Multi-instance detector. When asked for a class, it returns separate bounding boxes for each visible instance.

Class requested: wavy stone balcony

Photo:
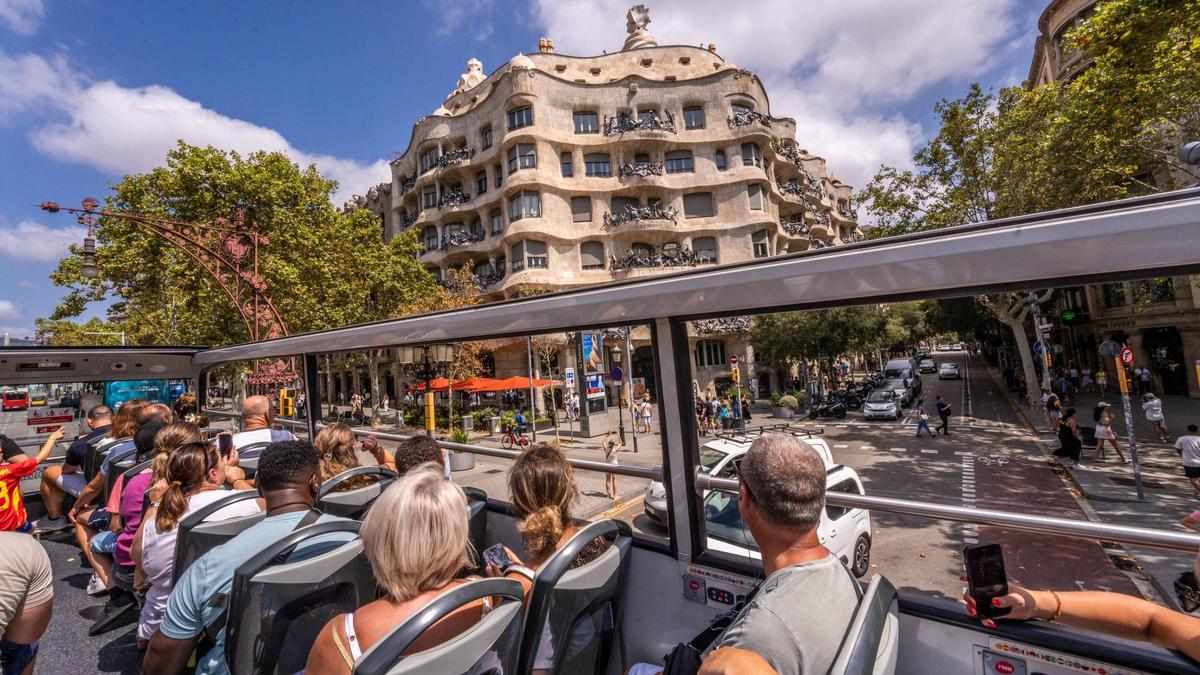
[603,203,679,227]
[779,217,809,238]
[439,229,486,251]
[437,189,471,209]
[399,176,416,194]
[603,112,677,136]
[437,147,475,168]
[808,222,834,242]
[691,316,752,334]
[841,232,866,244]
[618,162,664,178]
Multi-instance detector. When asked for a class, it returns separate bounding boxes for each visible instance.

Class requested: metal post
[302,353,322,439]
[625,330,638,452]
[526,336,537,443]
[424,348,435,438]
[616,380,626,445]
[1115,355,1145,500]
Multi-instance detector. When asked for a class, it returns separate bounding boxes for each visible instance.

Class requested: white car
[936,343,951,352]
[642,430,873,577]
[938,362,961,379]
[862,389,902,420]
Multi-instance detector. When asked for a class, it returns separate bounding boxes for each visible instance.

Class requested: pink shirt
[115,471,154,567]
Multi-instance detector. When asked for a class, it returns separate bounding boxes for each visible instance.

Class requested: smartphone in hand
[217,433,234,458]
[964,543,1011,618]
[482,543,512,571]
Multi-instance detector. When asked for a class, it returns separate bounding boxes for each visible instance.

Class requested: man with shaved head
[231,395,295,450]
[137,403,173,426]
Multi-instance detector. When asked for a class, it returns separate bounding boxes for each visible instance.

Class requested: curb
[982,366,1165,604]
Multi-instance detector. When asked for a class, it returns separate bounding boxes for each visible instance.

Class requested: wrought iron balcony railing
[603,203,679,227]
[691,316,752,334]
[439,229,485,251]
[475,268,506,289]
[808,237,831,249]
[618,162,664,178]
[610,244,704,271]
[399,176,416,193]
[778,179,805,198]
[438,147,475,167]
[400,212,417,228]
[780,217,809,237]
[437,189,471,209]
[842,232,865,244]
[728,110,771,128]
[604,111,677,135]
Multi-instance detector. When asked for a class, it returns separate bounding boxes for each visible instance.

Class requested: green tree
[35,317,126,346]
[47,143,440,348]
[751,306,890,385]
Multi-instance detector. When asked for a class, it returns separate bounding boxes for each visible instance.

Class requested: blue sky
[0,0,1042,339]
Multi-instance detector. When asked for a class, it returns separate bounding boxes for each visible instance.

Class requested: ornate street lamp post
[396,344,453,437]
[40,198,294,388]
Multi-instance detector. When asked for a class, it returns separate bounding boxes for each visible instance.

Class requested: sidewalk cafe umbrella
[407,377,452,392]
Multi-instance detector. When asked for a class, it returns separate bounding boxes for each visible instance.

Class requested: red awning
[471,376,560,392]
[455,377,503,393]
[407,377,452,392]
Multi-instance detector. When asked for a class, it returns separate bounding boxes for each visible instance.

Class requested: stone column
[1181,327,1200,399]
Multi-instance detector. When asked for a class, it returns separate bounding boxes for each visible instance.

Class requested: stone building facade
[336,7,863,410]
[1025,0,1200,397]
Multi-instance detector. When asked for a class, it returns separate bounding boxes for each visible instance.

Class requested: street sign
[1060,309,1077,322]
[611,366,623,382]
[564,367,575,387]
[1119,346,1134,365]
[1098,340,1122,357]
[1032,341,1046,356]
[35,425,62,434]
[729,355,738,366]
[27,407,73,426]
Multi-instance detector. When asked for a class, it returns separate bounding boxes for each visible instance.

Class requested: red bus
[2,389,29,411]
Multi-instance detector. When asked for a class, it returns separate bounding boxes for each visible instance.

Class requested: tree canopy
[45,143,441,346]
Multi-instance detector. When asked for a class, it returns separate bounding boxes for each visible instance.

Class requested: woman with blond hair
[313,423,376,492]
[306,464,504,672]
[131,431,260,648]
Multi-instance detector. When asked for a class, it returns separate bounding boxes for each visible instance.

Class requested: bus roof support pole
[302,353,322,439]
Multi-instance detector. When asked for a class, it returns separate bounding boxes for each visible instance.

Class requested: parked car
[701,463,874,577]
[862,389,902,420]
[918,358,937,373]
[643,430,834,527]
[29,392,48,407]
[880,378,914,407]
[939,362,961,379]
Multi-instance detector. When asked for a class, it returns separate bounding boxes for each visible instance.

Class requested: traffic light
[278,388,295,417]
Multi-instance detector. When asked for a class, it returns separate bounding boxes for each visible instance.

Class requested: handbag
[662,587,760,675]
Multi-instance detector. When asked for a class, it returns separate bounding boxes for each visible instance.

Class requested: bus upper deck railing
[205,407,1200,555]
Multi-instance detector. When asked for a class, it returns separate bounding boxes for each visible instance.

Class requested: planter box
[772,406,796,419]
[449,451,476,472]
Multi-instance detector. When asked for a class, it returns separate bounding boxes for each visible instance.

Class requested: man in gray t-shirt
[708,434,859,675]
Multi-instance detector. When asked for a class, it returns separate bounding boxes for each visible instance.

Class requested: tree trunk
[367,350,382,428]
[992,310,1040,406]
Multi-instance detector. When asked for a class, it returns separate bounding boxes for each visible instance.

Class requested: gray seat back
[104,444,140,503]
[233,441,274,479]
[317,466,397,519]
[518,519,633,675]
[84,436,129,481]
[119,459,154,515]
[463,487,487,574]
[172,490,264,584]
[225,520,373,675]
[353,578,525,675]
[828,575,900,675]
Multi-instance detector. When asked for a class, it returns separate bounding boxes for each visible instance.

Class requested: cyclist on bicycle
[513,409,529,436]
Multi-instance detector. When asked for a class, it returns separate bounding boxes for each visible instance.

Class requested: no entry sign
[1120,346,1134,366]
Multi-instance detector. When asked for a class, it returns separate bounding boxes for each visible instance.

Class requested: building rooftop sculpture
[622,4,657,50]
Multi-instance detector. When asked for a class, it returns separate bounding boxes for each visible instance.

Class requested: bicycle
[501,425,530,449]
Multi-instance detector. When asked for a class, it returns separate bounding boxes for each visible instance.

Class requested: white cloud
[0,50,388,204]
[534,0,1022,189]
[426,0,496,39]
[0,299,22,321]
[0,0,44,35]
[0,217,80,263]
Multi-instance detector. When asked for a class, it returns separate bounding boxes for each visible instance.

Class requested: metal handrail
[202,405,1200,553]
[697,473,1200,554]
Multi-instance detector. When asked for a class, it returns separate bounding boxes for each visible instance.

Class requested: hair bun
[518,506,564,557]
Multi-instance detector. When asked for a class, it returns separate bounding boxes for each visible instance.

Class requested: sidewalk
[995,371,1200,610]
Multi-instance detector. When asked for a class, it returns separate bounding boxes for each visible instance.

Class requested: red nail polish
[992,598,1002,607]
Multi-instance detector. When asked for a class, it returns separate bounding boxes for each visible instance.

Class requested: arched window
[665,150,694,173]
[752,229,770,258]
[507,105,533,130]
[585,153,612,177]
[422,226,439,252]
[631,242,653,257]
[580,241,605,270]
[694,339,727,367]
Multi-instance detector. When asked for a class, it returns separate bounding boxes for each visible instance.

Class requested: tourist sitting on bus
[314,423,376,492]
[144,440,354,675]
[0,532,54,675]
[132,427,261,650]
[0,429,65,533]
[306,464,495,673]
[367,434,448,478]
[965,548,1200,662]
[230,395,295,450]
[629,434,859,675]
[35,404,113,532]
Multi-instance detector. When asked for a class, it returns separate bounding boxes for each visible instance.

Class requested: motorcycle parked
[808,395,848,419]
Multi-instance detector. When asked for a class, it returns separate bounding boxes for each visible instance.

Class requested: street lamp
[80,237,98,279]
[612,345,625,444]
[397,344,453,437]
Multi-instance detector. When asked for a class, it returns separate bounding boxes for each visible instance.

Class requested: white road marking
[955,451,973,456]
[961,454,978,544]
[921,449,937,454]
[834,444,849,448]
[889,447,906,452]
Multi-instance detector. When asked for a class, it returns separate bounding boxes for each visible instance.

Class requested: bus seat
[83,436,128,481]
[104,445,140,503]
[172,490,265,585]
[463,487,487,574]
[317,466,398,519]
[224,520,372,675]
[517,519,633,675]
[828,575,900,675]
[233,441,274,479]
[352,578,525,675]
[119,458,153,514]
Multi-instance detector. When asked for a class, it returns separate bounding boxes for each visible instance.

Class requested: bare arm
[143,631,200,674]
[700,647,777,675]
[34,428,66,463]
[971,586,1200,661]
[69,473,105,523]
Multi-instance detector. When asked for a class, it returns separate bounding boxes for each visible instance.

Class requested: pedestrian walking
[741,395,752,422]
[935,395,951,436]
[915,399,935,439]
[1176,425,1200,496]
[1139,367,1154,395]
[1046,394,1062,433]
[719,399,730,430]
[1091,402,1127,463]
[1081,366,1093,392]
[603,430,622,500]
[695,398,708,436]
[1052,407,1083,467]
[1096,368,1109,396]
[1142,393,1169,442]
[639,396,653,433]
[1069,364,1080,393]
